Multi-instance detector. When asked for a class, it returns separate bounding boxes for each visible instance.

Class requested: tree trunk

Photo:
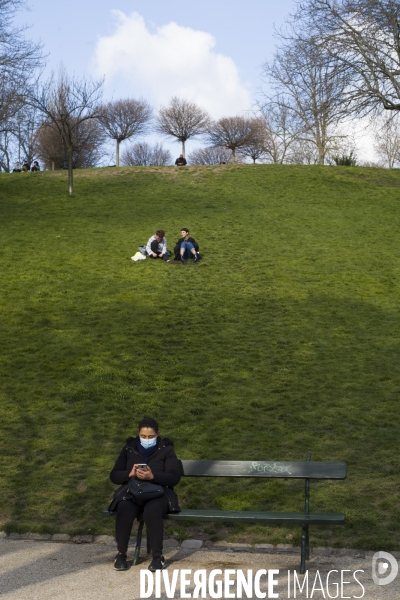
[67,146,73,195]
[182,140,186,157]
[2,151,11,172]
[231,148,236,163]
[116,139,120,167]
[62,138,68,170]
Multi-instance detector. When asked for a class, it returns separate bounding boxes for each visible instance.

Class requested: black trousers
[115,496,170,557]
[149,240,169,260]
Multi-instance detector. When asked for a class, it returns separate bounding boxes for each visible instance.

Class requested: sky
[23,0,374,162]
[27,1,296,113]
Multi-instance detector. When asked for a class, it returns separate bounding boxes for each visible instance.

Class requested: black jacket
[175,157,187,165]
[174,237,199,260]
[109,436,181,513]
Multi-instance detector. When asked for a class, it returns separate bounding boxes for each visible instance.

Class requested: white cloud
[92,11,252,118]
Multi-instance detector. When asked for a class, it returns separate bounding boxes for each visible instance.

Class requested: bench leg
[134,520,144,566]
[300,525,308,574]
[305,525,310,560]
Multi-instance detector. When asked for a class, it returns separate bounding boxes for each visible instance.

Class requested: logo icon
[372,551,398,586]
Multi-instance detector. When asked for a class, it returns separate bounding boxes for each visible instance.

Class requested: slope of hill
[1,164,400,549]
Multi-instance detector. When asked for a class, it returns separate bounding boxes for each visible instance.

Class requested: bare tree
[295,0,400,115]
[36,118,105,169]
[373,113,400,167]
[121,141,152,167]
[188,146,234,165]
[35,122,64,169]
[0,128,13,171]
[206,116,258,163]
[262,34,349,165]
[0,76,23,127]
[0,0,44,127]
[0,1,43,70]
[12,105,44,167]
[121,141,172,166]
[241,143,266,164]
[156,97,211,157]
[28,67,103,194]
[98,98,152,167]
[0,105,44,171]
[151,143,172,167]
[287,139,319,165]
[240,118,270,164]
[288,136,358,166]
[257,102,300,164]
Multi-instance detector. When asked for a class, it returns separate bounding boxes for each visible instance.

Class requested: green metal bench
[132,455,347,573]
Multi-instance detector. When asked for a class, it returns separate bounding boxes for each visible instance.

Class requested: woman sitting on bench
[109,417,181,572]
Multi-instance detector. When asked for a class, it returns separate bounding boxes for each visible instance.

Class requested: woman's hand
[128,464,154,480]
[137,465,154,480]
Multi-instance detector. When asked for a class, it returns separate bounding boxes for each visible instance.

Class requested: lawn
[1,163,400,549]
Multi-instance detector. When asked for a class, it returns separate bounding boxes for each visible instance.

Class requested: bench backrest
[179,460,347,480]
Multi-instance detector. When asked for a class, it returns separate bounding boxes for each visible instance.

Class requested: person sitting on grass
[146,229,169,261]
[109,417,181,572]
[174,228,200,264]
[175,154,187,166]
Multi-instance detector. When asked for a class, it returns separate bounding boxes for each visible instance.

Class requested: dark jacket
[109,436,181,513]
[175,157,187,165]
[174,236,199,260]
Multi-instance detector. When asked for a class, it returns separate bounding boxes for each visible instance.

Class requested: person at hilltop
[145,229,169,261]
[31,161,40,172]
[12,161,22,172]
[174,228,200,264]
[109,417,181,572]
[175,154,187,166]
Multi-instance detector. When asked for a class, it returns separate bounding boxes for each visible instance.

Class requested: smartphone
[137,464,148,470]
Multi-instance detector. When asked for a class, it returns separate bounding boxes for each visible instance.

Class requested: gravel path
[0,539,399,599]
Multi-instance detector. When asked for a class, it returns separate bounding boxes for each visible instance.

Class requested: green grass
[1,164,400,549]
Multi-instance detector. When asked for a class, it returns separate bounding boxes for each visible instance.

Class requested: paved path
[0,539,399,599]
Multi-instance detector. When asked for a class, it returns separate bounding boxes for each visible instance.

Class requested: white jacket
[146,235,167,256]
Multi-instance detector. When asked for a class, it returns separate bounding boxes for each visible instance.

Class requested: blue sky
[27,0,296,114]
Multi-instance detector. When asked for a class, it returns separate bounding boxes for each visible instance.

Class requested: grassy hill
[1,164,400,550]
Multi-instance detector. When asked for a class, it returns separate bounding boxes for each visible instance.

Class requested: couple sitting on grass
[146,228,200,264]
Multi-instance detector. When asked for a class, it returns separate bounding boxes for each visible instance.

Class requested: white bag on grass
[131,252,146,261]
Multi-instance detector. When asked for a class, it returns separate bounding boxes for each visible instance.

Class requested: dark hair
[155,229,165,238]
[181,228,189,233]
[138,417,159,433]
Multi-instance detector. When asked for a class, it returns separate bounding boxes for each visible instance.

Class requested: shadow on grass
[1,288,399,549]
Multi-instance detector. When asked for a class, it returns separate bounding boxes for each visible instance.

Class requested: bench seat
[165,509,345,525]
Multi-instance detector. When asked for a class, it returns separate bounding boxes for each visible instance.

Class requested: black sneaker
[148,556,166,571]
[114,552,128,571]
[180,256,187,264]
[192,254,199,263]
